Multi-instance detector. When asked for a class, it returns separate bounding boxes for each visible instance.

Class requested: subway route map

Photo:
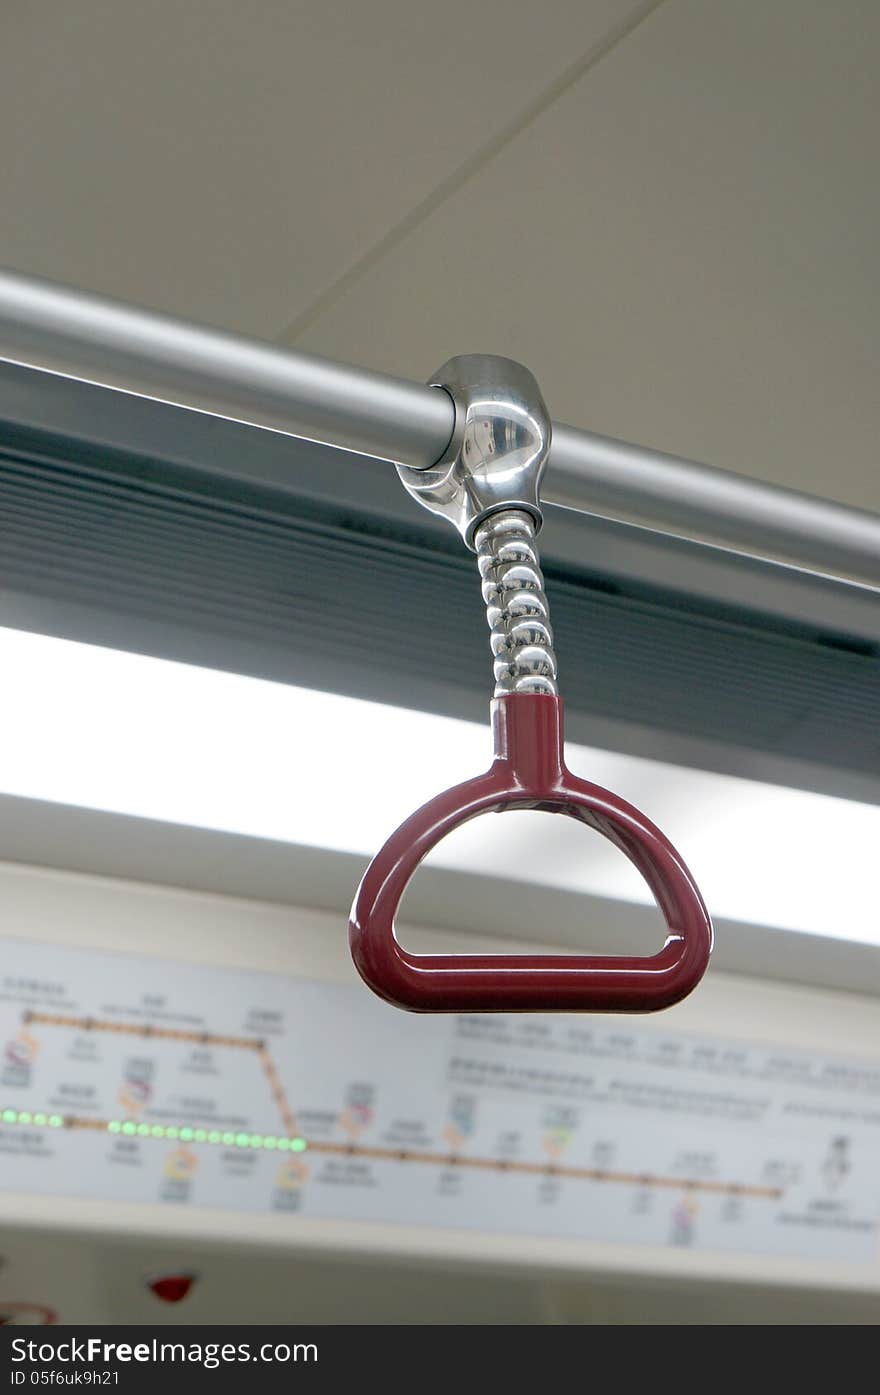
[1,937,879,1262]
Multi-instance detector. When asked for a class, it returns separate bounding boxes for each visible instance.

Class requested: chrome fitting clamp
[396,354,552,550]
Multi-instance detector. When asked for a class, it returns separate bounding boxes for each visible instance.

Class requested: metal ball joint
[475,510,558,696]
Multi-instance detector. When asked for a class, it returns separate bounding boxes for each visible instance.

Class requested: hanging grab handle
[350,356,713,1012]
[350,693,713,1012]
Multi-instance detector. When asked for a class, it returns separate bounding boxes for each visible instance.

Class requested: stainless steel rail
[1,268,878,590]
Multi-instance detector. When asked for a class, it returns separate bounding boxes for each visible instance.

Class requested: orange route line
[20,1013,783,1203]
[306,1140,782,1199]
[24,1009,297,1134]
[257,1045,298,1138]
[25,1010,262,1052]
[51,1116,781,1200]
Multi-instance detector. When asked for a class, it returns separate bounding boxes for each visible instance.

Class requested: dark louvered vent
[0,437,878,780]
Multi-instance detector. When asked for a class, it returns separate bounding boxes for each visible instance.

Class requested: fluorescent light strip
[0,627,877,945]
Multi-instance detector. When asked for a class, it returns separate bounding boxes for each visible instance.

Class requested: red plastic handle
[350,695,713,1013]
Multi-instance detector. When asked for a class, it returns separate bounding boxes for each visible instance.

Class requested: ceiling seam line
[274,0,670,347]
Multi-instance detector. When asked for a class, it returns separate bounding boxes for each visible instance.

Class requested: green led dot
[165,1126,179,1140]
[179,1127,193,1142]
[290,1137,307,1153]
[34,1113,47,1127]
[107,1120,121,1134]
[49,1115,63,1128]
[17,1111,32,1124]
[248,1134,263,1148]
[235,1132,249,1148]
[151,1125,165,1138]
[222,1132,235,1146]
[208,1131,221,1144]
[122,1121,137,1136]
[136,1123,150,1137]
[277,1137,290,1151]
[2,1109,16,1123]
[263,1135,277,1150]
[193,1129,207,1143]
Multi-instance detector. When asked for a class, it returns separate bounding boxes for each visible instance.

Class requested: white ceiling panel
[292,0,880,509]
[0,0,641,336]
